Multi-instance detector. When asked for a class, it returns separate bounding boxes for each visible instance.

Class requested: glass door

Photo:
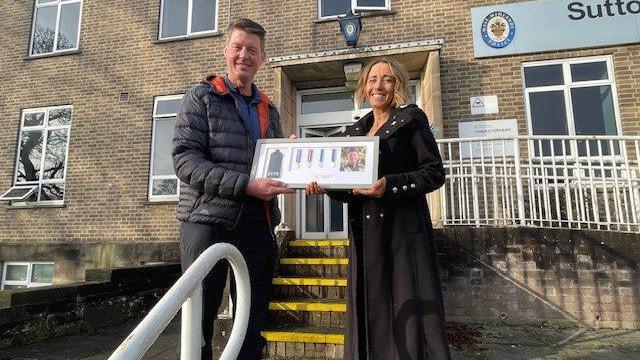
[299,126,348,239]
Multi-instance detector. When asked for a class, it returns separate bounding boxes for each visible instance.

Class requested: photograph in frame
[250,137,379,189]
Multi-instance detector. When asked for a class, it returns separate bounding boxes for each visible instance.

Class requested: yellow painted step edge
[280,258,348,265]
[272,277,347,286]
[262,331,345,344]
[289,240,349,247]
[269,301,347,312]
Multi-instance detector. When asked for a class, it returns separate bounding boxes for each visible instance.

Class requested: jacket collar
[347,105,416,139]
[203,74,274,107]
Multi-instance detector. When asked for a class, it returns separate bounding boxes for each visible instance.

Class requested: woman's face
[365,62,396,111]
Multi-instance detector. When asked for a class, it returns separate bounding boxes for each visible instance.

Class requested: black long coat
[332,105,451,360]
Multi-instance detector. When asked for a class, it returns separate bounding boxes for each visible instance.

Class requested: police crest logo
[481,11,516,49]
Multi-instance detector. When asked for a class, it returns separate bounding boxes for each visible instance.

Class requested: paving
[1,318,639,360]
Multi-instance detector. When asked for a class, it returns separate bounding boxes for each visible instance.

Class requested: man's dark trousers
[179,218,276,360]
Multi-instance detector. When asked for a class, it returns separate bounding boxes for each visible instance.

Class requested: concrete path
[1,319,639,359]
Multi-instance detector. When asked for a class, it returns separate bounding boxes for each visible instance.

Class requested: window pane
[529,91,568,156]
[24,112,45,127]
[329,198,343,232]
[57,2,80,50]
[571,62,608,82]
[43,129,68,180]
[572,86,618,156]
[153,118,177,176]
[524,65,564,87]
[40,183,64,201]
[356,0,386,6]
[18,130,44,182]
[301,92,353,114]
[321,0,350,17]
[32,5,57,54]
[191,0,216,33]
[161,0,189,38]
[305,194,324,232]
[155,99,182,115]
[152,178,178,196]
[37,0,57,4]
[48,108,72,126]
[31,264,54,283]
[5,265,28,281]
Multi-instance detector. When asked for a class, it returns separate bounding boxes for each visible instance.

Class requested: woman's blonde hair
[355,57,411,108]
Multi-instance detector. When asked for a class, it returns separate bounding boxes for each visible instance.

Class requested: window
[4,106,73,205]
[1,262,54,290]
[523,56,621,157]
[29,0,83,56]
[149,95,183,201]
[318,0,390,20]
[159,0,218,40]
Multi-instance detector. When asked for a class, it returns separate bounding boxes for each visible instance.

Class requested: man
[341,146,365,172]
[172,18,294,359]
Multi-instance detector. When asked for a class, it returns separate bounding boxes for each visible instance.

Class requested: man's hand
[246,178,295,201]
[353,177,387,198]
[305,181,326,195]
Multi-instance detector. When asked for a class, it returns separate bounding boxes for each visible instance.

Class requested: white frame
[149,95,184,202]
[522,55,623,159]
[1,261,54,290]
[158,0,219,40]
[0,185,38,202]
[299,126,349,240]
[12,105,73,206]
[318,0,390,20]
[29,0,84,57]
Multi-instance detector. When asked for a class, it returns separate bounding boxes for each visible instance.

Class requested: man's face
[223,29,265,84]
[348,150,359,166]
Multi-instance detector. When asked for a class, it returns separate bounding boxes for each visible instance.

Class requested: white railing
[108,243,250,360]
[437,135,640,233]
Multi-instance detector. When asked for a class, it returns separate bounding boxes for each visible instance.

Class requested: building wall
[1,1,639,279]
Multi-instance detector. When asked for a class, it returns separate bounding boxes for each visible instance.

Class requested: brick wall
[0,1,639,270]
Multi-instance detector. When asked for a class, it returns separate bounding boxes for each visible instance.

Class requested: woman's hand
[353,177,386,198]
[305,181,326,195]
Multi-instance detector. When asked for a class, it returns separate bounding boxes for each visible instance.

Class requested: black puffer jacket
[172,75,283,229]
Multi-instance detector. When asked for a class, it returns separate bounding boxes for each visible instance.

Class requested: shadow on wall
[435,227,639,330]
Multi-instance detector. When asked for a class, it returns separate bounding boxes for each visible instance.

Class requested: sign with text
[470,96,499,115]
[458,119,518,158]
[471,0,640,58]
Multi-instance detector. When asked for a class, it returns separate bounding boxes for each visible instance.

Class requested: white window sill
[154,32,222,44]
[315,10,396,23]
[24,49,82,61]
[8,202,66,209]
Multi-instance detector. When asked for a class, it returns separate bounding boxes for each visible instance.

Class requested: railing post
[513,137,526,225]
[181,284,203,360]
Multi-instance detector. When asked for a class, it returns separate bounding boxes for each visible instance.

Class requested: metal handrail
[108,243,250,360]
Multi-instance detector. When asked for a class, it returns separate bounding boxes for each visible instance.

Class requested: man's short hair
[227,18,266,52]
[348,147,360,153]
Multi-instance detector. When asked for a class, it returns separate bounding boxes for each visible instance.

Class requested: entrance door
[299,126,348,239]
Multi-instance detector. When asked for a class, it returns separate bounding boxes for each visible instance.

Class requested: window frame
[318,0,391,20]
[149,95,184,202]
[158,0,219,41]
[12,105,73,206]
[1,261,54,290]
[522,55,623,159]
[28,0,84,57]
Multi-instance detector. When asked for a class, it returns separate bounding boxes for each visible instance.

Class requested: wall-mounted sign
[458,119,518,158]
[470,96,499,115]
[471,0,640,58]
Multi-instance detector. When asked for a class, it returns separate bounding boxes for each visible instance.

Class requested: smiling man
[172,18,293,360]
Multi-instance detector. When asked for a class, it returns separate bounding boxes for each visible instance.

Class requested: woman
[306,58,451,359]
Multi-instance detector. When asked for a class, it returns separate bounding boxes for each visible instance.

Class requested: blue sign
[481,11,516,48]
[471,0,640,58]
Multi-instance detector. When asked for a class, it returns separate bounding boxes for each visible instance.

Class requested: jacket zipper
[230,97,252,230]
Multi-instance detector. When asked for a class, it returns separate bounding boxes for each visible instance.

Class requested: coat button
[379,213,384,218]
[411,183,416,188]
[402,185,408,191]
[385,130,390,134]
[366,214,371,219]
[391,121,396,126]
[392,187,398,193]
[400,119,404,123]
[356,127,360,130]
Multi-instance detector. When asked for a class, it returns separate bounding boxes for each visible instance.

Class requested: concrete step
[268,299,346,327]
[262,325,345,359]
[278,257,348,277]
[287,240,349,258]
[271,277,347,300]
